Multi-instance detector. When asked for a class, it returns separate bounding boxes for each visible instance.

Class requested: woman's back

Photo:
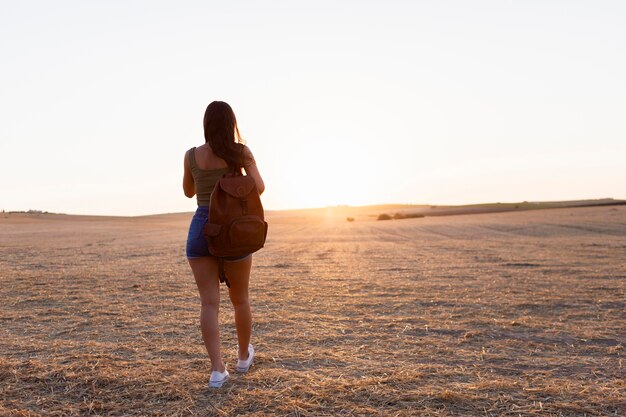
[188,145,229,206]
[192,144,229,170]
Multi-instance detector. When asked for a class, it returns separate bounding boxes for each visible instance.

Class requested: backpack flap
[218,176,257,198]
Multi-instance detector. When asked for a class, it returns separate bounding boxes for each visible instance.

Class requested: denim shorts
[186,206,252,262]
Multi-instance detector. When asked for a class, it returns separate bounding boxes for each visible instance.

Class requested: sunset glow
[1,1,625,215]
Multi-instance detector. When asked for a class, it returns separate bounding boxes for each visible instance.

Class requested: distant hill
[3,198,624,221]
[373,198,626,220]
[264,198,626,221]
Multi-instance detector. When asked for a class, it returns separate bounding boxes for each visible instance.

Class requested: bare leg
[189,257,225,372]
[225,256,253,360]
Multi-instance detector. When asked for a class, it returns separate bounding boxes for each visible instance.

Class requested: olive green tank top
[188,147,229,206]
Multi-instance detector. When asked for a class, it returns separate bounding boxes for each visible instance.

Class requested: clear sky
[1,1,625,215]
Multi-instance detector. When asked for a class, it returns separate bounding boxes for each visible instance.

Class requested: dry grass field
[1,205,625,416]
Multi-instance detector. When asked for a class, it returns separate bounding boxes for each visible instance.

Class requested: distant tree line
[377,212,424,221]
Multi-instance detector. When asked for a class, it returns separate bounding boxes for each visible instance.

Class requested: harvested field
[1,206,625,416]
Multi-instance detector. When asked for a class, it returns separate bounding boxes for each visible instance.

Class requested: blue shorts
[186,206,252,262]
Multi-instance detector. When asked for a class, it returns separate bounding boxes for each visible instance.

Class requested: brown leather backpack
[203,174,267,286]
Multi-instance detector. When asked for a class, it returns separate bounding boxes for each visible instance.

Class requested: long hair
[203,101,245,173]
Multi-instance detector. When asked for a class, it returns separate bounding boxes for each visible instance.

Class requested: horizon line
[3,197,624,218]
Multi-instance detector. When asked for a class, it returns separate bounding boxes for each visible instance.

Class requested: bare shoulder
[193,144,211,160]
[242,144,256,165]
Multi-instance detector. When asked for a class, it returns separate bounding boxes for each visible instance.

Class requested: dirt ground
[1,206,624,416]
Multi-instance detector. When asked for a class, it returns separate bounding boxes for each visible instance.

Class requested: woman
[183,101,265,388]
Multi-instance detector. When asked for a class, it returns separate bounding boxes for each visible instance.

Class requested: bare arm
[243,146,265,195]
[183,150,195,198]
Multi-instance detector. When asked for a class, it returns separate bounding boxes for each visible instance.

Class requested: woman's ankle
[212,362,226,373]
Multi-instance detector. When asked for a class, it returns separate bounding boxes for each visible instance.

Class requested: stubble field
[0,205,625,416]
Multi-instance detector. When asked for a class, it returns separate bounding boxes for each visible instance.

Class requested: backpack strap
[218,259,231,288]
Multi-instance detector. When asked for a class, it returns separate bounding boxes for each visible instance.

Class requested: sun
[266,139,385,209]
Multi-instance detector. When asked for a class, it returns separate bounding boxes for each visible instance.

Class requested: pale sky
[1,1,625,215]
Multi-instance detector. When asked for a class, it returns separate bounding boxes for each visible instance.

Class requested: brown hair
[203,101,246,173]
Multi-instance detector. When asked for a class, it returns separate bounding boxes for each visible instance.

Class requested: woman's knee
[200,293,220,308]
[229,291,249,308]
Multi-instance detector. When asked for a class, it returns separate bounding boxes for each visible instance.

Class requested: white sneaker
[209,367,229,388]
[236,344,255,373]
